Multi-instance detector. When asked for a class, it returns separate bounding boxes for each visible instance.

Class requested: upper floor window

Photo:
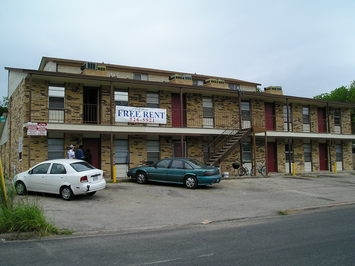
[283,104,292,123]
[203,97,213,118]
[302,106,310,124]
[193,80,204,86]
[49,86,64,109]
[241,101,251,121]
[115,90,128,106]
[133,73,148,81]
[147,92,159,108]
[228,84,240,91]
[334,109,341,126]
[49,86,65,123]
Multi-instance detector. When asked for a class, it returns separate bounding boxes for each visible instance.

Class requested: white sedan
[13,159,106,200]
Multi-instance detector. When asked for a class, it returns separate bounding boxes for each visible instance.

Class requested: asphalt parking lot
[33,173,355,235]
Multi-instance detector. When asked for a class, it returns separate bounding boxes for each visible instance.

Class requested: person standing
[67,144,75,159]
[75,145,85,160]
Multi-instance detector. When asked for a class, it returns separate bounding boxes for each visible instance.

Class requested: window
[228,84,240,91]
[304,144,312,162]
[203,97,213,118]
[147,92,159,108]
[133,73,148,81]
[193,80,204,86]
[49,86,65,123]
[115,90,128,106]
[156,159,171,168]
[49,86,64,109]
[283,105,292,123]
[336,144,342,162]
[171,159,184,169]
[147,140,160,164]
[285,143,293,163]
[241,101,251,121]
[48,138,64,160]
[334,109,341,126]
[50,163,66,174]
[114,139,129,164]
[302,106,310,124]
[241,141,252,163]
[31,163,50,174]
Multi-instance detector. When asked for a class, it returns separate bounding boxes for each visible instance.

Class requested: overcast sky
[1,0,354,99]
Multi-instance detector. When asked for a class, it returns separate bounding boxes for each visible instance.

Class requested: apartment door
[84,87,99,124]
[82,139,100,169]
[173,142,186,157]
[317,108,327,133]
[265,103,275,130]
[319,143,328,170]
[267,142,277,172]
[172,94,186,127]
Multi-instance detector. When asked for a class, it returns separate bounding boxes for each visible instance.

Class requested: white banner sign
[115,106,167,124]
[27,122,47,136]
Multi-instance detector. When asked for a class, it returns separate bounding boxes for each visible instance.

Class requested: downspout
[180,87,185,156]
[238,90,243,162]
[110,82,114,181]
[28,74,33,169]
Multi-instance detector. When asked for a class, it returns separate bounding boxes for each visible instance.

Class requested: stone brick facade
[2,57,355,181]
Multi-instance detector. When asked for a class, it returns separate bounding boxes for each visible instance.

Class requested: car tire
[15,181,27,195]
[60,186,73,201]
[136,171,147,184]
[184,176,197,189]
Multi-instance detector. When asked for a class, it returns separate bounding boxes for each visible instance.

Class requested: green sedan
[127,158,222,189]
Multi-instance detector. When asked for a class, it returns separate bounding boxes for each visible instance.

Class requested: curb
[279,201,355,215]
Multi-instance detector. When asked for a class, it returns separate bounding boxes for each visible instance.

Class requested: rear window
[70,161,96,172]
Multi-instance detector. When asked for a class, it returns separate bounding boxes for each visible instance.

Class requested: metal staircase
[206,127,251,166]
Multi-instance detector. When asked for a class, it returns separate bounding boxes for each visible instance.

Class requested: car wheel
[15,181,27,195]
[136,171,147,184]
[185,176,197,189]
[60,186,73,201]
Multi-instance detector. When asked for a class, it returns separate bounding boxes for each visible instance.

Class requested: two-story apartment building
[2,57,355,179]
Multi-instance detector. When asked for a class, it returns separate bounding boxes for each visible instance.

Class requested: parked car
[13,159,106,200]
[127,158,222,189]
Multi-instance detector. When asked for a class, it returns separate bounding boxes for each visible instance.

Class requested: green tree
[0,97,8,116]
[314,81,355,133]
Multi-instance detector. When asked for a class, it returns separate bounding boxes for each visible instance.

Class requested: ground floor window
[147,140,160,164]
[48,138,64,159]
[114,139,129,164]
[241,141,251,163]
[304,144,312,162]
[336,144,343,162]
[285,143,293,162]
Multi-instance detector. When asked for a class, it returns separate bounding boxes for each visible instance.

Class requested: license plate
[93,176,98,181]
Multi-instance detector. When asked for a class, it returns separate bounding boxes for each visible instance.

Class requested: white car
[13,159,106,200]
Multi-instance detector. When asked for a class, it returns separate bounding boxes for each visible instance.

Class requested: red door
[172,94,186,127]
[319,143,328,170]
[267,142,277,172]
[265,103,275,130]
[317,108,327,133]
[82,139,100,169]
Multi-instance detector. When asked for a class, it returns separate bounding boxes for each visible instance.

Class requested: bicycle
[250,161,267,177]
[232,162,249,176]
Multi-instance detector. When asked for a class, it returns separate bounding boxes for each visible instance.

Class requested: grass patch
[0,182,71,239]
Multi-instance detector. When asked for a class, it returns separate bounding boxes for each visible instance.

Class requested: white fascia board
[256,131,355,140]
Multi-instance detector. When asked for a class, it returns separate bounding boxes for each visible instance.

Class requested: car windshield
[70,161,96,172]
[186,159,207,169]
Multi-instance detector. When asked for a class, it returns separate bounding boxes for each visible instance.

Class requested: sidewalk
[33,173,355,236]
